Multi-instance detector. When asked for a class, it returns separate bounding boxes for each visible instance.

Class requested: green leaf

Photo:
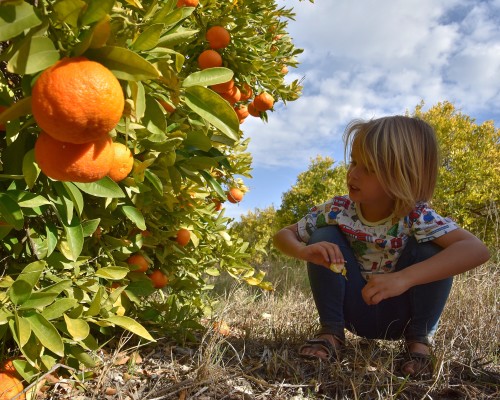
[15,314,31,348]
[84,287,103,317]
[63,221,84,261]
[184,131,212,152]
[22,149,41,189]
[86,46,160,81]
[121,206,146,230]
[16,192,50,208]
[0,2,42,41]
[184,86,239,142]
[53,0,86,28]
[0,192,24,229]
[80,0,114,25]
[45,222,58,258]
[182,68,233,88]
[7,36,60,75]
[24,312,65,356]
[18,291,60,310]
[53,181,74,225]
[62,182,84,217]
[144,169,163,196]
[16,260,45,288]
[68,346,96,367]
[82,218,100,237]
[152,5,194,26]
[0,96,32,127]
[95,267,129,280]
[74,177,125,198]
[64,314,90,341]
[157,28,197,48]
[132,23,164,51]
[104,315,155,342]
[42,298,78,320]
[199,171,226,198]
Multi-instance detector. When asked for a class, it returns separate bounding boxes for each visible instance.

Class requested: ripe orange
[126,253,149,272]
[176,228,191,246]
[35,132,114,183]
[227,187,243,203]
[234,105,249,123]
[253,92,274,111]
[0,372,25,400]
[247,102,260,117]
[149,270,169,289]
[220,86,241,105]
[90,15,111,48]
[206,26,231,49]
[0,105,8,131]
[239,84,253,101]
[177,0,199,6]
[281,65,289,74]
[212,199,223,211]
[210,79,234,93]
[31,57,124,144]
[198,50,223,70]
[108,142,134,182]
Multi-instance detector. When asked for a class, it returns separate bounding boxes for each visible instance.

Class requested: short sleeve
[408,204,459,243]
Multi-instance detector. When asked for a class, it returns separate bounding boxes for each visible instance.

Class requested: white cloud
[245,0,500,170]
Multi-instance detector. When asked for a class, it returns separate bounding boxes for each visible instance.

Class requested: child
[273,116,490,378]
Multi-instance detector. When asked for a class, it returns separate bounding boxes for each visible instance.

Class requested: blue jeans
[307,226,453,346]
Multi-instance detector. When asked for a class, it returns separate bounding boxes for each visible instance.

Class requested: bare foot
[299,334,343,361]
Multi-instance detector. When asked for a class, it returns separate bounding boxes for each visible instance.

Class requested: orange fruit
[212,199,223,211]
[176,228,191,246]
[0,372,25,400]
[126,253,149,272]
[198,50,223,70]
[227,187,243,203]
[177,0,199,6]
[90,15,111,48]
[108,142,134,182]
[31,57,124,144]
[210,79,234,93]
[281,65,289,74]
[206,26,231,49]
[149,270,169,289]
[0,105,8,131]
[239,84,253,101]
[253,92,274,111]
[220,86,241,105]
[234,105,249,123]
[35,132,114,183]
[213,320,230,336]
[159,100,176,113]
[247,102,260,117]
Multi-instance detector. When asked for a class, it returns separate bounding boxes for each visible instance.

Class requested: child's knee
[308,225,344,245]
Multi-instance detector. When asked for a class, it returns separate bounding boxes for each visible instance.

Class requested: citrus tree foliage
[229,205,277,265]
[0,0,304,380]
[276,156,348,227]
[414,102,500,247]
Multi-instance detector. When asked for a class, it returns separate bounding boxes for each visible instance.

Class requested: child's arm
[362,228,490,305]
[273,224,345,269]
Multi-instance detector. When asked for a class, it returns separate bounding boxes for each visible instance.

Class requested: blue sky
[224,0,500,220]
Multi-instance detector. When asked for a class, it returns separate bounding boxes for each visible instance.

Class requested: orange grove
[107,142,134,182]
[198,50,223,70]
[126,253,149,273]
[34,132,114,183]
[31,57,124,144]
[206,26,231,49]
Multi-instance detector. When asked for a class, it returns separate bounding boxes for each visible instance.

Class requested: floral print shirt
[296,195,458,279]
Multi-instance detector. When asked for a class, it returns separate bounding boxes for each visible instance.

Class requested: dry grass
[30,257,500,399]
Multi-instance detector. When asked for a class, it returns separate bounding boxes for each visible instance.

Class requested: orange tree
[0,0,305,381]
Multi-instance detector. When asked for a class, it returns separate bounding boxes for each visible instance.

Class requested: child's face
[347,145,394,219]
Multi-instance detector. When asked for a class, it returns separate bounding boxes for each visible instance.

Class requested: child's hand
[361,272,411,305]
[298,241,344,269]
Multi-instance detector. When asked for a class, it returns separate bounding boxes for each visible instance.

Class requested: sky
[224,0,500,221]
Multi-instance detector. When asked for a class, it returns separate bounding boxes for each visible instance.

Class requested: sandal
[299,334,343,362]
[399,351,434,378]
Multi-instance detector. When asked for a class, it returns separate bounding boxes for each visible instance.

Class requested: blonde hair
[343,116,439,217]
